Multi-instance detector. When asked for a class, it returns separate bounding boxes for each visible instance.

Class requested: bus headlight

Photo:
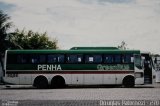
[135,72,143,78]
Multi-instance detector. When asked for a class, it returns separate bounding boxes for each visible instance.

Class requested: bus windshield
[134,55,142,69]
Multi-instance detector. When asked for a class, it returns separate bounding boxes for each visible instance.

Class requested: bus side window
[67,54,83,63]
[30,55,39,64]
[47,55,57,63]
[94,55,102,63]
[7,54,17,64]
[85,55,93,63]
[114,55,121,63]
[123,55,132,63]
[17,55,27,64]
[85,55,102,63]
[104,55,113,63]
[39,55,46,63]
[78,56,83,63]
[57,55,64,63]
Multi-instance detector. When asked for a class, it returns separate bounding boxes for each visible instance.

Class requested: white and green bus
[2,47,153,88]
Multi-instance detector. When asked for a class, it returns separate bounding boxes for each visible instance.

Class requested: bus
[2,47,153,88]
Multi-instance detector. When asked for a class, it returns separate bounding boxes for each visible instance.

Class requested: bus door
[141,53,153,84]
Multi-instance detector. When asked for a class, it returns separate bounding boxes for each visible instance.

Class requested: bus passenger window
[67,55,77,63]
[30,55,39,64]
[39,55,46,63]
[104,55,113,63]
[7,54,16,64]
[47,55,57,63]
[57,55,64,63]
[85,55,102,63]
[78,57,82,62]
[114,55,121,63]
[94,55,102,63]
[123,55,131,63]
[67,54,83,63]
[17,55,27,64]
[85,55,93,63]
[89,57,93,62]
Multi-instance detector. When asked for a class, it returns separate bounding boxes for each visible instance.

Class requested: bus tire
[33,76,48,89]
[51,76,65,88]
[123,76,135,88]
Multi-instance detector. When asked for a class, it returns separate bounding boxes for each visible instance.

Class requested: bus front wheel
[123,76,135,88]
[33,76,48,89]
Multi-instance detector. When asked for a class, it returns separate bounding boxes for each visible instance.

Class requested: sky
[0,0,160,54]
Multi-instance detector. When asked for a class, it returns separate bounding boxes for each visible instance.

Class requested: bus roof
[6,49,140,54]
[70,47,119,50]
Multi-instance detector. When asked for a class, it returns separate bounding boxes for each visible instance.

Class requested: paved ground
[0,83,160,101]
[0,83,160,105]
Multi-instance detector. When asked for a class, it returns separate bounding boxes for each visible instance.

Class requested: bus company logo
[97,64,130,70]
[37,64,62,71]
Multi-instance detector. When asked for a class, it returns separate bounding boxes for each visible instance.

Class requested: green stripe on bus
[6,64,134,70]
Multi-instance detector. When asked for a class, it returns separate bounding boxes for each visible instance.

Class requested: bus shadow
[0,85,36,90]
[66,85,122,89]
[134,86,154,88]
[0,85,155,90]
[65,85,155,89]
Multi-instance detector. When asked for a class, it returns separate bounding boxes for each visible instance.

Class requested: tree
[11,29,58,49]
[118,41,127,50]
[0,10,59,79]
[0,10,15,75]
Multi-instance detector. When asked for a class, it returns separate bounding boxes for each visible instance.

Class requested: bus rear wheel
[123,76,135,88]
[51,76,65,88]
[34,76,48,89]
